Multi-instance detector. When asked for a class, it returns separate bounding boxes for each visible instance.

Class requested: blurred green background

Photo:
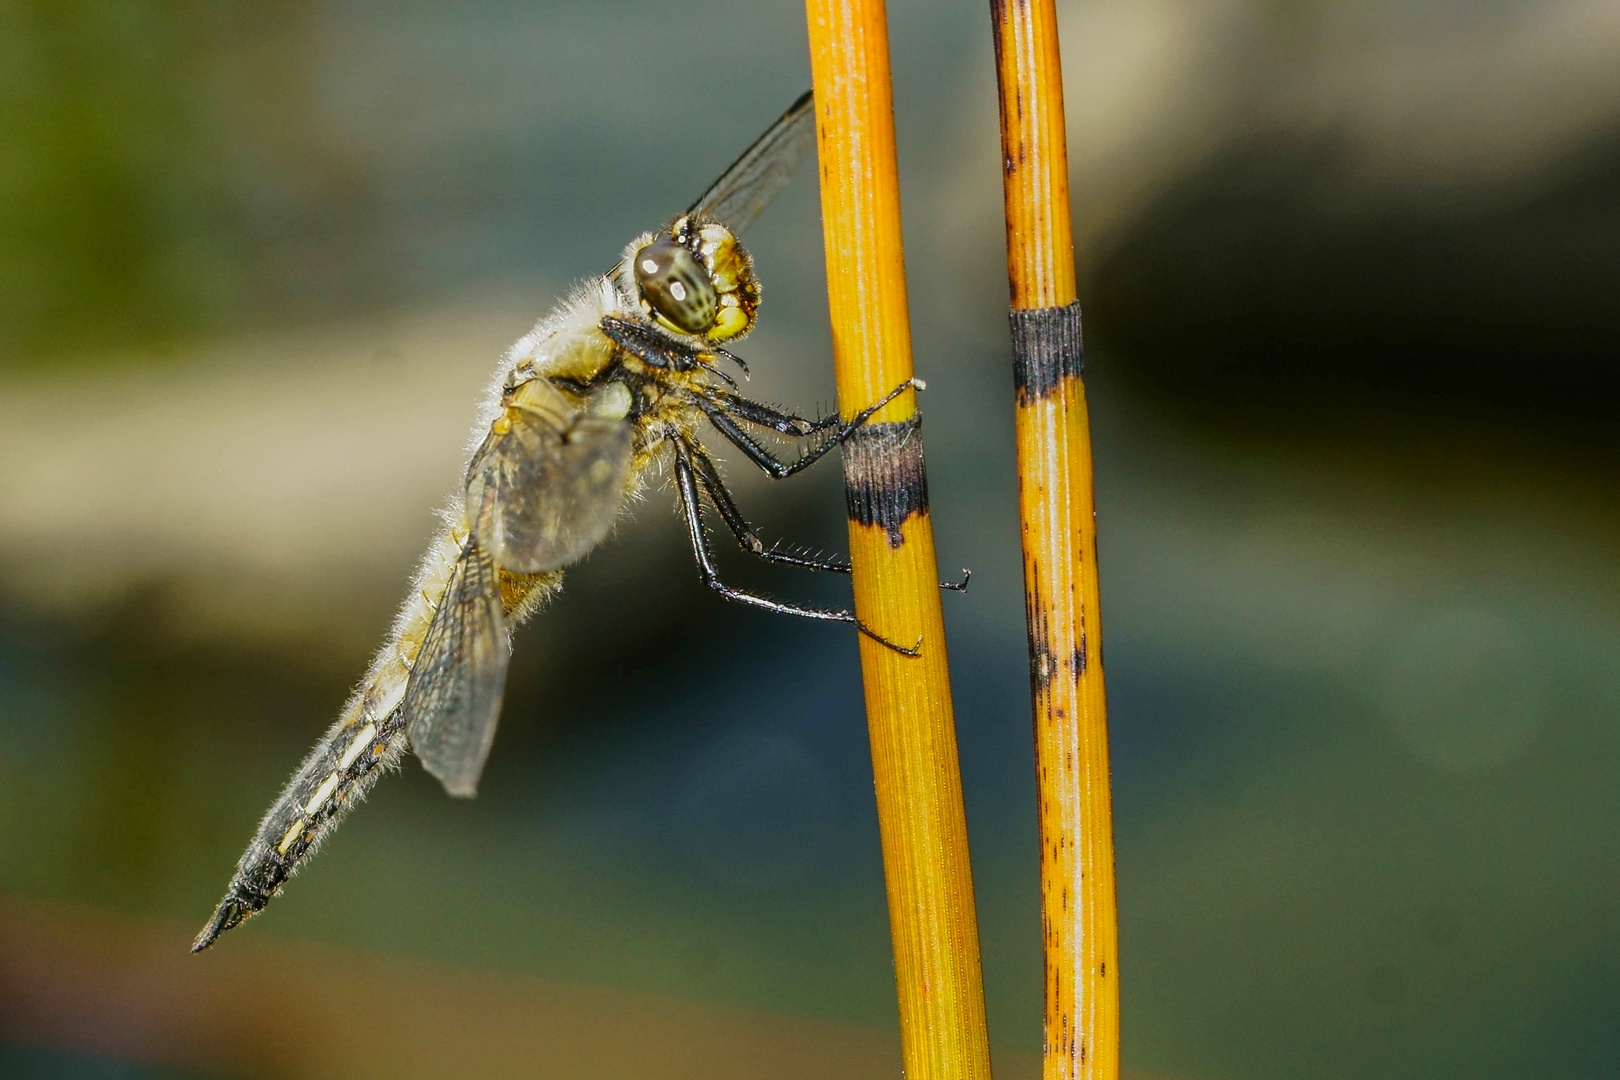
[1,0,1617,1077]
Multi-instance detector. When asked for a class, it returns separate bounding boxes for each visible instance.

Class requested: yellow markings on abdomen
[304,773,342,816]
[390,528,465,675]
[277,819,305,855]
[339,723,378,770]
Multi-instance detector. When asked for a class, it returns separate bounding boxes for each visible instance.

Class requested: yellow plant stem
[805,2,994,1078]
[990,0,1121,1078]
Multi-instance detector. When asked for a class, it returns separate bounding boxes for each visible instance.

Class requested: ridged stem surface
[991,1,1121,1078]
[805,2,994,1078]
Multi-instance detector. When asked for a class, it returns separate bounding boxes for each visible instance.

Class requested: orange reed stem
[990,1,1121,1079]
[805,2,994,1078]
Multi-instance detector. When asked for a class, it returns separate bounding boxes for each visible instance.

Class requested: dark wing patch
[687,90,816,236]
[466,385,633,575]
[404,541,507,798]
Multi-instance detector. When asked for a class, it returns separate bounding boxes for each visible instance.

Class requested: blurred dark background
[1,1,1616,1077]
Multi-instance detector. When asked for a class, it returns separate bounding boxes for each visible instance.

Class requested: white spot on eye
[641,259,659,275]
[340,723,378,771]
[670,281,687,302]
[277,819,306,854]
[305,773,341,815]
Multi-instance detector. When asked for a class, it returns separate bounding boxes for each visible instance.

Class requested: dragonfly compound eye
[634,236,718,335]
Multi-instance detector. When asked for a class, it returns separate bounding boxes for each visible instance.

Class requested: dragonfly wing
[468,389,634,575]
[404,541,508,798]
[687,90,815,235]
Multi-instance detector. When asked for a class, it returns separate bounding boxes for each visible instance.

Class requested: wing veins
[403,541,507,798]
[687,90,815,234]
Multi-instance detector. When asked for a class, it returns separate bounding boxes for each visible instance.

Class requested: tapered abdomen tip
[191,897,248,953]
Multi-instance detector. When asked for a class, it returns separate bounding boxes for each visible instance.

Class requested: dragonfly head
[628,215,759,343]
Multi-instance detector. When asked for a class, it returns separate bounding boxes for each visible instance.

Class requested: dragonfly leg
[702,391,840,436]
[694,376,920,480]
[672,443,919,655]
[683,436,851,574]
[683,435,968,590]
[600,315,744,389]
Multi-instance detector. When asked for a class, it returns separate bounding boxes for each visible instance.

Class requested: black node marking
[842,414,929,549]
[1009,300,1084,404]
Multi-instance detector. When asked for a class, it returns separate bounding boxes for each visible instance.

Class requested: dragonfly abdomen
[193,530,459,950]
[191,685,411,951]
[194,526,564,951]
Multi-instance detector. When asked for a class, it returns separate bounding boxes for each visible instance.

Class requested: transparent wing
[687,89,815,235]
[466,382,634,575]
[404,541,507,798]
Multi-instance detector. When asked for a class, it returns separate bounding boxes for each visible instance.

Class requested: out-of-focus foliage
[0,0,388,364]
[1,0,229,359]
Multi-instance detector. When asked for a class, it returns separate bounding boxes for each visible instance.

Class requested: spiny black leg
[683,437,852,574]
[694,377,921,480]
[684,436,970,591]
[700,407,796,474]
[601,316,694,371]
[600,315,744,388]
[672,443,919,656]
[673,444,849,609]
[702,391,842,436]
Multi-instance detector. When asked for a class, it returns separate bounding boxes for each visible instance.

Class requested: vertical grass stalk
[804,2,994,1078]
[989,1,1121,1078]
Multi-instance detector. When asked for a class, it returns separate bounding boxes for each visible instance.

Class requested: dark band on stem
[843,414,928,548]
[1009,300,1084,404]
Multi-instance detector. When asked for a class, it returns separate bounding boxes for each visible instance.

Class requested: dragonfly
[193,91,963,952]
